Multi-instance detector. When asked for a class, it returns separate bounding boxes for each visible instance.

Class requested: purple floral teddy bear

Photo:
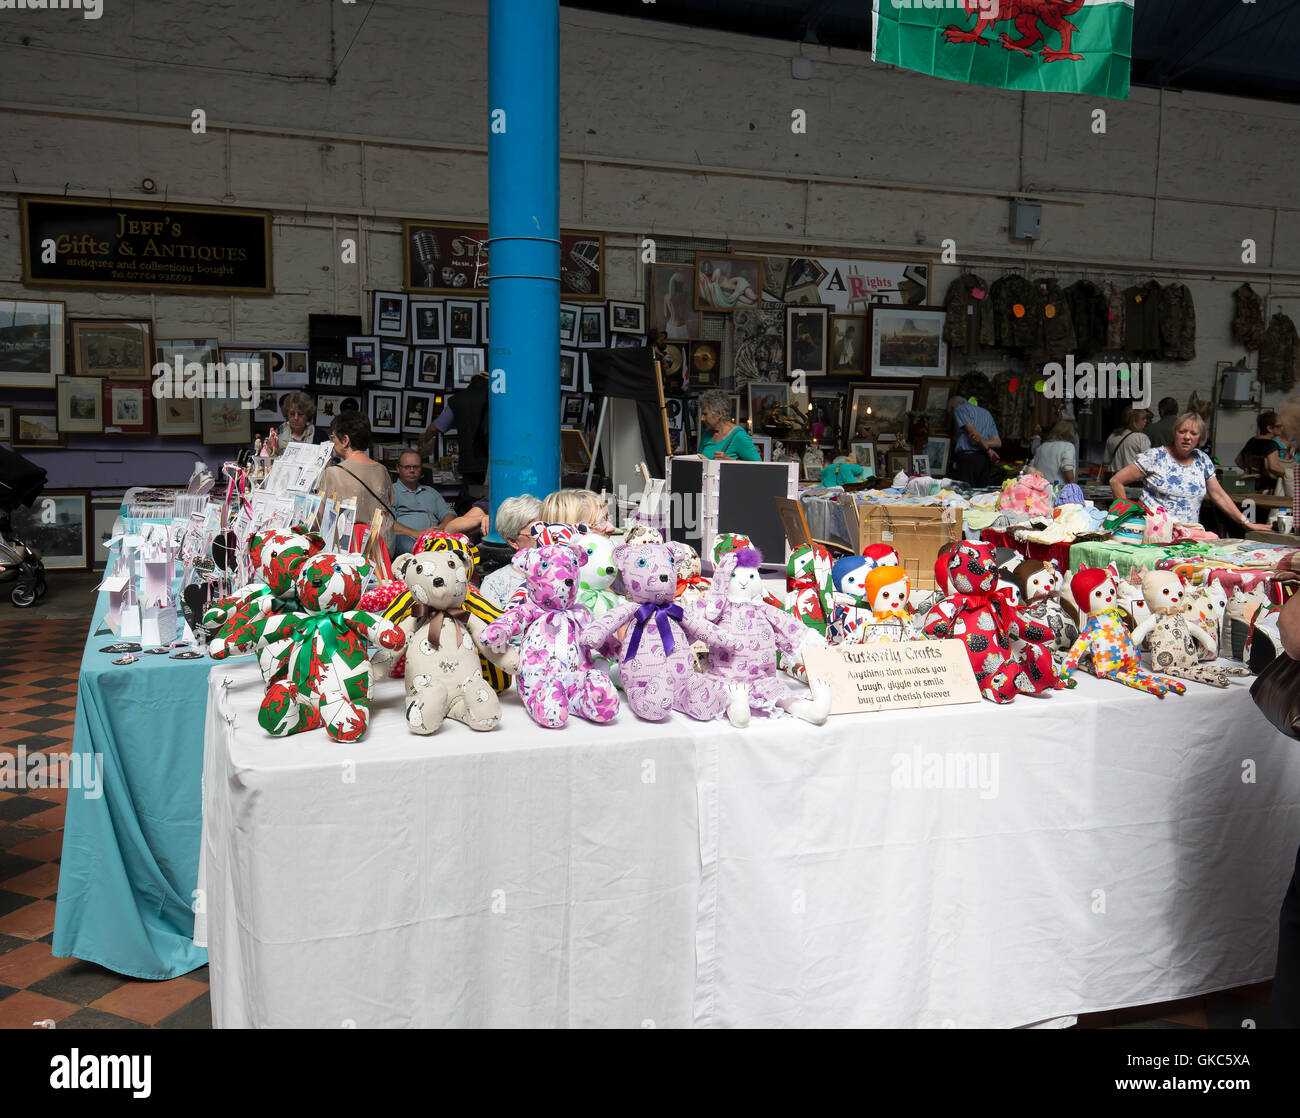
[481,542,620,729]
[580,540,741,722]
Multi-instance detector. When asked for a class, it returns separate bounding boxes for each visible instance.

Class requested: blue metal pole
[487,0,560,540]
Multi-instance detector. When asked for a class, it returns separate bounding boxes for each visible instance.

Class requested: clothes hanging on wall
[1066,280,1109,357]
[990,274,1041,349]
[1103,282,1126,350]
[1123,280,1162,353]
[942,273,995,354]
[989,368,1035,443]
[1158,282,1197,362]
[955,369,991,406]
[1233,283,1265,351]
[1260,312,1300,392]
[1031,278,1077,365]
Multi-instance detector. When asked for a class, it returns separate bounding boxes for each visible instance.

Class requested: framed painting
[0,299,65,388]
[887,449,913,477]
[847,382,915,445]
[346,336,380,382]
[924,436,953,477]
[578,306,605,349]
[445,300,479,345]
[560,350,581,392]
[786,305,829,378]
[409,302,444,344]
[10,489,90,570]
[747,381,790,428]
[379,342,409,387]
[608,300,646,336]
[649,262,701,340]
[12,408,64,449]
[751,435,772,462]
[200,394,253,445]
[71,317,153,379]
[559,303,581,347]
[452,346,486,388]
[102,380,152,435]
[403,222,604,299]
[155,337,218,383]
[156,394,201,437]
[414,348,447,389]
[869,305,949,378]
[918,376,959,433]
[809,391,846,451]
[57,376,104,434]
[694,252,762,313]
[829,314,868,375]
[372,290,409,338]
[850,441,876,474]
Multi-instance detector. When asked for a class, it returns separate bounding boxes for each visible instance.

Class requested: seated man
[392,449,487,555]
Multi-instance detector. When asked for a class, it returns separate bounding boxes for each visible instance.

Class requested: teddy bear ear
[715,553,739,580]
[393,553,417,580]
[611,543,630,568]
[665,540,691,565]
[511,549,533,574]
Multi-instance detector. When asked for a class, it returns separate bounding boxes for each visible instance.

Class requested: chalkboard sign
[714,460,795,566]
[667,456,704,556]
[20,198,272,295]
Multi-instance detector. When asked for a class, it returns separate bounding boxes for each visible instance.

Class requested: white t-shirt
[1031,440,1076,485]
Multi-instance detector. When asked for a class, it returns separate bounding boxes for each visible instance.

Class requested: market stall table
[199,658,1300,1028]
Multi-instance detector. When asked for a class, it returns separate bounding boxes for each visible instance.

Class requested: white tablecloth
[199,661,1300,1028]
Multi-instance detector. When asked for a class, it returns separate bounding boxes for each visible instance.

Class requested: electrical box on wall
[1011,200,1042,240]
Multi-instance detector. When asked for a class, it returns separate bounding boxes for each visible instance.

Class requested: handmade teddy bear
[580,540,742,722]
[481,541,620,729]
[1129,571,1250,688]
[1057,568,1186,697]
[381,550,520,733]
[1182,579,1229,661]
[785,543,835,638]
[1011,559,1079,671]
[210,552,405,741]
[828,554,873,643]
[921,541,1061,704]
[695,546,830,726]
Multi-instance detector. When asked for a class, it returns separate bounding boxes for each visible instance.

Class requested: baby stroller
[0,444,49,607]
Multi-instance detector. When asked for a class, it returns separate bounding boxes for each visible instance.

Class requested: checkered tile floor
[0,612,1277,1029]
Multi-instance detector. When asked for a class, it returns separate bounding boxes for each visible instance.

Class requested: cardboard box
[837,497,963,590]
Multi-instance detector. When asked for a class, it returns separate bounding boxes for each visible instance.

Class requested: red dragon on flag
[942,0,1086,63]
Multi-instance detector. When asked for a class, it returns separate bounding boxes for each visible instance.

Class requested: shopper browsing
[1145,396,1181,449]
[1102,408,1151,480]
[1030,419,1077,485]
[949,393,1001,488]
[540,488,614,535]
[1236,411,1291,491]
[320,412,399,554]
[479,494,544,607]
[698,389,759,461]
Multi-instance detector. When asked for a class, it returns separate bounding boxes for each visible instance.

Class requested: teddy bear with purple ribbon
[579,540,742,722]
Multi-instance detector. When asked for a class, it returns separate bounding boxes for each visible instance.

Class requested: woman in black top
[1236,411,1291,491]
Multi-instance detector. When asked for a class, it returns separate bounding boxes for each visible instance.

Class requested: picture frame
[253,388,282,426]
[829,314,869,375]
[608,300,646,336]
[452,346,486,388]
[71,317,153,379]
[726,394,742,423]
[559,303,581,347]
[445,300,479,345]
[403,222,604,299]
[480,302,489,344]
[219,348,268,394]
[372,290,409,338]
[869,305,949,378]
[0,299,66,388]
[694,252,763,314]
[346,336,380,382]
[102,380,152,435]
[155,337,218,381]
[442,435,461,466]
[561,393,584,427]
[612,334,645,349]
[379,342,410,387]
[155,393,201,437]
[10,489,90,570]
[578,306,606,349]
[560,350,581,392]
[314,394,362,427]
[312,357,360,390]
[887,449,913,477]
[809,391,846,451]
[659,342,687,394]
[368,391,401,436]
[924,436,953,478]
[689,340,721,388]
[786,305,829,378]
[11,408,63,449]
[91,494,123,569]
[57,376,104,434]
[751,435,772,462]
[649,262,701,340]
[747,381,790,428]
[402,390,437,435]
[268,347,310,389]
[850,441,876,474]
[414,348,447,389]
[409,302,444,344]
[0,406,10,441]
[912,454,931,477]
[848,382,916,445]
[200,394,253,445]
[918,376,959,433]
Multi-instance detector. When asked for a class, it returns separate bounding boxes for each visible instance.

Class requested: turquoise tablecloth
[51,588,233,979]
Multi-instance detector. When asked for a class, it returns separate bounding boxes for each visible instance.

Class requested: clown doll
[858,565,915,643]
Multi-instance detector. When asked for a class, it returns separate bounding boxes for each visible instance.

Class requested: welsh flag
[872,0,1134,100]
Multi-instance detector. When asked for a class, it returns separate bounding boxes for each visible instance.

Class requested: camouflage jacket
[943,272,995,354]
[1066,280,1109,357]
[990,274,1041,349]
[1260,312,1300,392]
[1158,282,1196,362]
[1123,280,1162,353]
[1103,282,1126,349]
[1233,283,1265,350]
[1030,278,1077,364]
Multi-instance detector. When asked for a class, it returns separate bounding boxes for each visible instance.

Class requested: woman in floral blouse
[1109,412,1269,532]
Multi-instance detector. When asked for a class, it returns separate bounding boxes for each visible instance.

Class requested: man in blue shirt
[392,449,488,554]
[949,394,1001,488]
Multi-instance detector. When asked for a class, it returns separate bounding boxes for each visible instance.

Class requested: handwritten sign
[802,640,981,715]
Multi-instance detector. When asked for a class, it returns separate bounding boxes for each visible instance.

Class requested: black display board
[716,461,791,566]
[667,456,704,556]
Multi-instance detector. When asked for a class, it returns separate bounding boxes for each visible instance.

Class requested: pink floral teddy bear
[580,540,742,721]
[480,541,619,729]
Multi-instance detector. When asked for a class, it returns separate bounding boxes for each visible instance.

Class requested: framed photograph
[402,391,437,435]
[442,435,460,465]
[850,441,876,474]
[924,436,953,478]
[480,302,489,344]
[10,489,90,570]
[379,342,410,387]
[912,454,931,476]
[452,346,486,388]
[414,348,447,389]
[368,391,401,436]
[91,494,123,569]
[869,305,949,378]
[267,347,310,388]
[102,381,152,434]
[559,303,581,347]
[809,391,846,451]
[155,394,201,437]
[751,435,772,462]
[201,394,252,445]
[689,340,721,388]
[57,376,104,434]
[848,382,916,444]
[560,350,581,392]
[313,357,359,390]
[612,334,645,349]
[747,381,790,428]
[649,262,701,340]
[0,406,10,441]
[315,394,361,426]
[578,306,606,349]
[694,252,762,313]
[0,299,65,388]
[71,318,153,379]
[220,348,268,393]
[253,388,282,425]
[608,300,646,336]
[786,305,829,378]
[372,291,409,338]
[346,336,380,382]
[446,300,479,345]
[409,302,444,344]
[12,408,63,449]
[918,376,959,433]
[830,314,869,375]
[155,337,218,378]
[561,393,584,427]
[888,449,913,477]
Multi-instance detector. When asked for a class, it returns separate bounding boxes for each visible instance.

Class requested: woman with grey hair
[698,389,759,461]
[479,494,543,607]
[275,391,316,452]
[1109,411,1270,531]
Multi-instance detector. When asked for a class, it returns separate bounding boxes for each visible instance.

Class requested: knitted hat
[864,565,909,610]
[1070,566,1113,611]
